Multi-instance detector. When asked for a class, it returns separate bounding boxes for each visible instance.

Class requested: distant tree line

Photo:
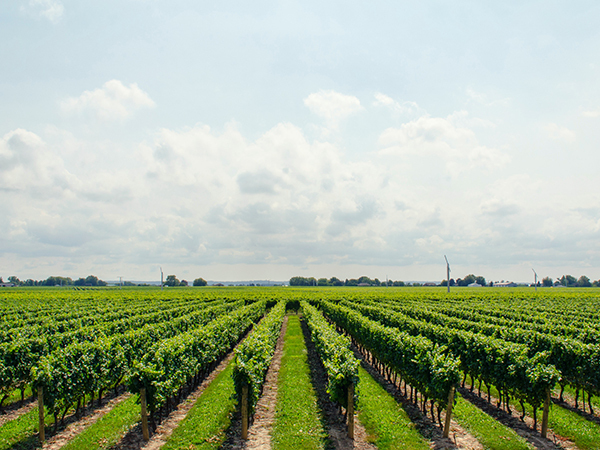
[441,274,487,286]
[162,275,207,287]
[541,275,600,287]
[441,274,600,287]
[289,276,409,287]
[2,275,107,287]
[290,273,600,288]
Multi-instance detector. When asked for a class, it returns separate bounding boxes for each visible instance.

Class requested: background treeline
[1,275,107,287]
[290,276,410,287]
[292,273,600,287]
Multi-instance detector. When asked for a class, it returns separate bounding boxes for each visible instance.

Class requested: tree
[329,277,344,286]
[165,275,180,287]
[317,278,329,286]
[577,275,592,287]
[475,276,486,286]
[180,279,189,287]
[358,276,372,285]
[560,275,577,287]
[542,276,553,287]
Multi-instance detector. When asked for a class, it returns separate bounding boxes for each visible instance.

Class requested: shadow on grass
[552,398,600,427]
[4,434,41,450]
[350,346,457,450]
[458,387,560,450]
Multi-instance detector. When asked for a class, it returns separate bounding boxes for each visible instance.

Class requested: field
[0,286,599,449]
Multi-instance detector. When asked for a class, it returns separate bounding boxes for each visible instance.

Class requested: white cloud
[581,110,600,118]
[61,80,155,121]
[544,123,576,143]
[304,90,362,128]
[466,88,510,107]
[373,93,423,116]
[378,113,510,172]
[23,0,64,23]
[0,128,73,194]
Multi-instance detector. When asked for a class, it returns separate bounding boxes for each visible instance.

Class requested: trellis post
[443,386,455,438]
[38,386,45,443]
[242,385,249,439]
[140,388,150,441]
[347,383,354,439]
[541,389,550,438]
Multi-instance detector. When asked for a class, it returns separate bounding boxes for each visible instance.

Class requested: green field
[0,286,599,449]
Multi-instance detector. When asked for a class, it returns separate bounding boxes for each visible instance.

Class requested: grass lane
[272,314,328,450]
[453,391,534,450]
[468,382,600,450]
[1,386,33,409]
[61,394,139,450]
[0,406,53,450]
[356,366,430,450]
[161,362,237,450]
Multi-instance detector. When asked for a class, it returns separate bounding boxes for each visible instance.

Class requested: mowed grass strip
[481,383,600,450]
[61,394,139,450]
[544,402,600,450]
[162,362,237,450]
[0,405,54,450]
[2,386,33,409]
[356,366,429,450]
[272,314,327,450]
[453,392,533,450]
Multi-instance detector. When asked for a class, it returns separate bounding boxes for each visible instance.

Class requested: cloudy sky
[2,1,600,283]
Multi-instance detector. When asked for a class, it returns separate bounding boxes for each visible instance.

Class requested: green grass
[558,385,600,412]
[0,406,54,450]
[468,382,600,450]
[61,394,139,450]
[545,403,600,450]
[162,362,237,450]
[356,366,429,450]
[1,386,33,409]
[272,315,328,450]
[453,392,533,450]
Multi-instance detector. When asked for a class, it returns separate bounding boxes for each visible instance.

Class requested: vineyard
[0,287,599,449]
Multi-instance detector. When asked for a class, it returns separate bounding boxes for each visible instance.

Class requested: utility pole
[444,255,451,293]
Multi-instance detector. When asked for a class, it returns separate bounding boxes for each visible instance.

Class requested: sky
[1,1,600,283]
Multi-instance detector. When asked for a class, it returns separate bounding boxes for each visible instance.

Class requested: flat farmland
[0,286,599,449]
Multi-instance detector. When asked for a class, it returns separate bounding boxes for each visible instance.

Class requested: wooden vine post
[443,386,455,438]
[38,386,45,443]
[241,385,249,440]
[140,388,150,441]
[541,389,550,438]
[347,383,355,439]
